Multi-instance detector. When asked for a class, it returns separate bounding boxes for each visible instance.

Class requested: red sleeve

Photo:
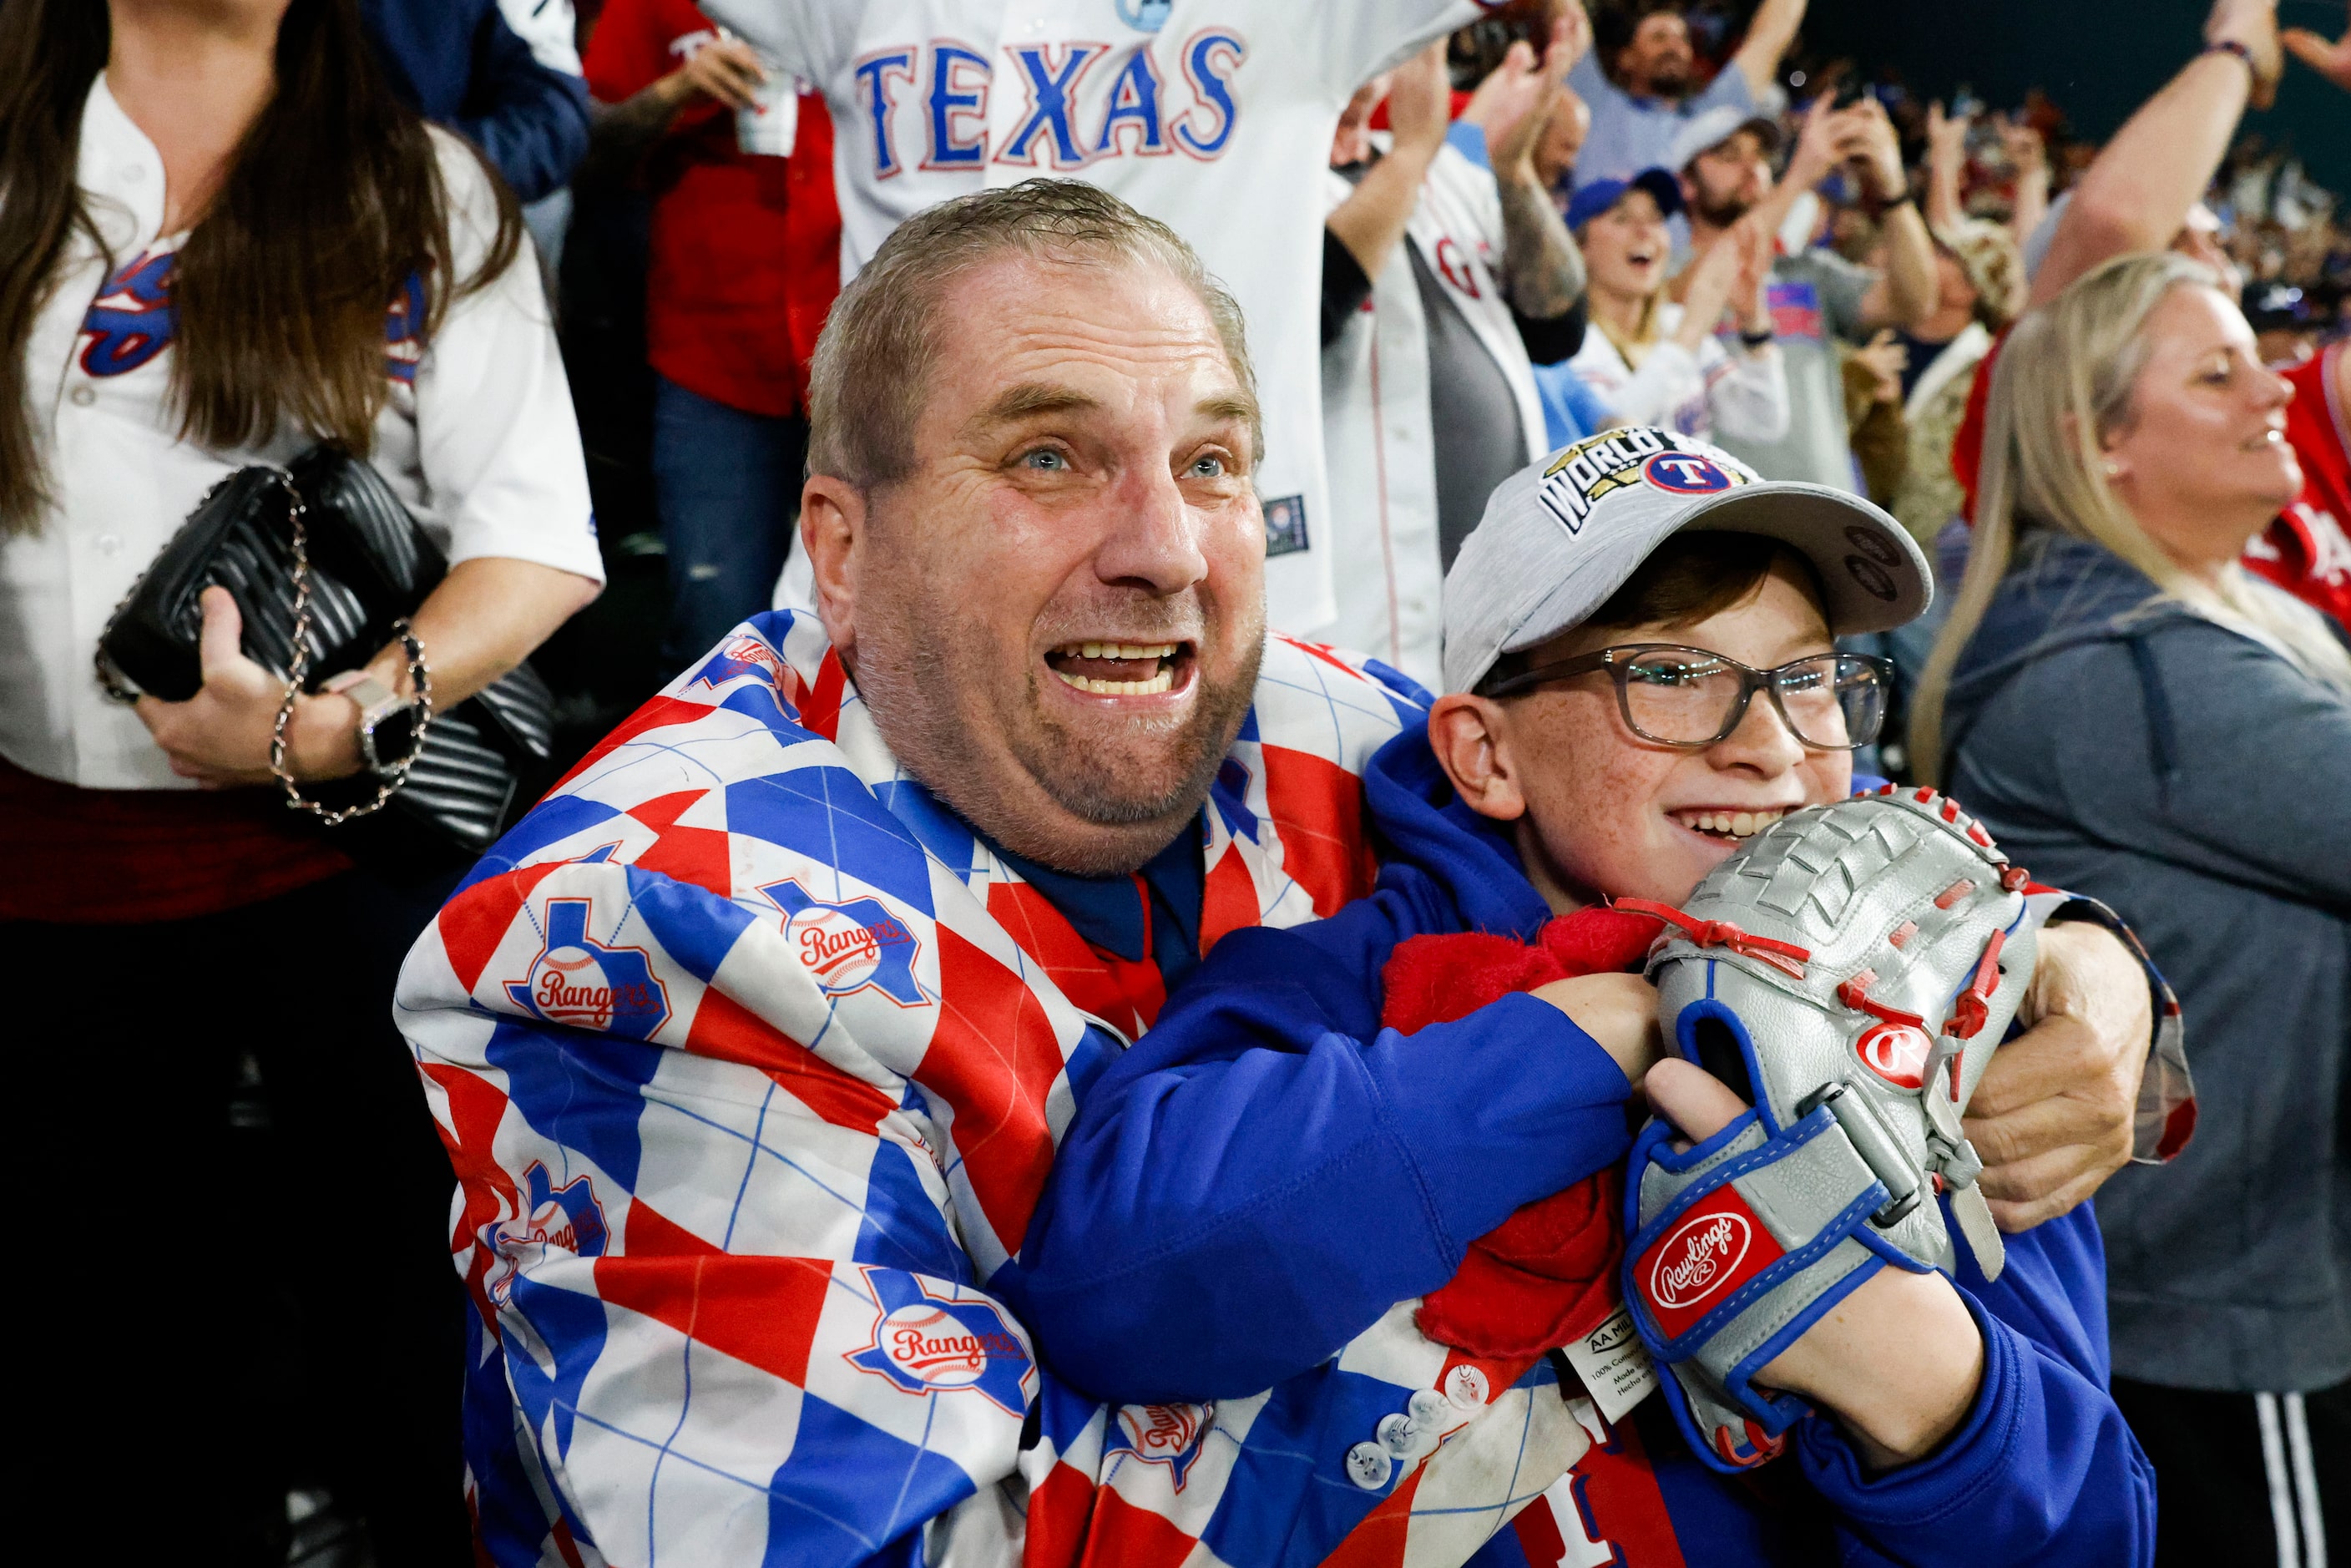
[1952,326,2010,526]
[584,0,709,104]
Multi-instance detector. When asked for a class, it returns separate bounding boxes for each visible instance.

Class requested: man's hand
[1964,921,2154,1231]
[1386,39,1454,164]
[1646,1059,1984,1469]
[1925,100,1969,183]
[1837,97,1909,202]
[1782,95,1845,195]
[2207,0,2286,107]
[134,585,365,787]
[2283,1,2351,90]
[1534,971,1664,1086]
[1852,328,1908,404]
[1465,36,1562,182]
[667,34,767,111]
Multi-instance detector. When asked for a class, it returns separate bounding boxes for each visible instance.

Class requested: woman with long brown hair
[0,0,602,1558]
[1913,250,2350,1565]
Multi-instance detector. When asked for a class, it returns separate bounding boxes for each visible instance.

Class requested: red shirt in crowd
[1953,331,2350,630]
[582,0,841,418]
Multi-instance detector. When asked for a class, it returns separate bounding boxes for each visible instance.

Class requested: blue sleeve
[1536,360,1613,448]
[1692,61,1758,115]
[1004,884,1638,1406]
[1793,1205,2156,1567]
[1447,119,1493,171]
[453,3,591,201]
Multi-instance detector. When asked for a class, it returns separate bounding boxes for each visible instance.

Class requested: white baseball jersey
[0,79,603,792]
[1318,139,1545,690]
[700,0,1494,633]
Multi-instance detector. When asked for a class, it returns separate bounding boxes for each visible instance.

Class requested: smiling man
[395,183,2174,1568]
[393,180,1657,1568]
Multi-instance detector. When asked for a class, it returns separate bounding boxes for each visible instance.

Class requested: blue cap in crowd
[1565,167,1685,233]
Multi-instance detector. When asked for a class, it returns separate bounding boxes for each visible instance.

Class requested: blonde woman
[1562,169,1788,443]
[1914,250,2350,1566]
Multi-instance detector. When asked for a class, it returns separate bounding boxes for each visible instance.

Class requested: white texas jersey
[1317,140,1545,690]
[703,0,1494,634]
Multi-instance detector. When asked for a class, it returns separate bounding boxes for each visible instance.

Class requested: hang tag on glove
[1562,1304,1659,1424]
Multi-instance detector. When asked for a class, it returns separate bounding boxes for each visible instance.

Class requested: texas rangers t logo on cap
[1643,451,1737,494]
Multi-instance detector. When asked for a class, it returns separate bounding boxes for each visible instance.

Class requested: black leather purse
[98,444,556,855]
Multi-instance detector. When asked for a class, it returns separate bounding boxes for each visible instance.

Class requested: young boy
[1004,429,2182,1565]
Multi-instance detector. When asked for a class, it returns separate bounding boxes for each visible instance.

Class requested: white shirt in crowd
[1320,138,1544,690]
[0,78,605,792]
[1565,301,1788,446]
[705,0,1495,634]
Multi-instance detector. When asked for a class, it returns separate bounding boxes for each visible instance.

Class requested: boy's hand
[1534,971,1664,1086]
[1646,1059,1985,1469]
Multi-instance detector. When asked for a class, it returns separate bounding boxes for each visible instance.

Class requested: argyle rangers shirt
[397,609,1603,1566]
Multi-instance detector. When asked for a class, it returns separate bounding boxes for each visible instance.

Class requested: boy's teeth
[1679,807,1787,839]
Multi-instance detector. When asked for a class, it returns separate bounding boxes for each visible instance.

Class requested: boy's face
[1433,554,1853,913]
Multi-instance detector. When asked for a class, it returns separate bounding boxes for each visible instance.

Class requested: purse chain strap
[265,469,435,825]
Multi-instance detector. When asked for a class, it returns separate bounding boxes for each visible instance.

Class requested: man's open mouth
[1044,640,1192,696]
[1670,807,1791,842]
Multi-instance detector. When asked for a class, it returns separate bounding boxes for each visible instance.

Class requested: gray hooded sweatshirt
[1943,529,2351,1393]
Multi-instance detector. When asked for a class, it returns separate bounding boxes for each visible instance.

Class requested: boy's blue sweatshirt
[1009,726,2156,1567]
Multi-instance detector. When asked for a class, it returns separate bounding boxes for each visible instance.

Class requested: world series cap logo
[1536,429,1751,535]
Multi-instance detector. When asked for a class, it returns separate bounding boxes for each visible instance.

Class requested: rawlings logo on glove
[1617,787,2066,1473]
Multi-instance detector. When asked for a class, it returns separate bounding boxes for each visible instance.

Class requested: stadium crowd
[1,0,2345,1564]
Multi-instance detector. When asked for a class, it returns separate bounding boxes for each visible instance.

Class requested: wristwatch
[343,674,423,775]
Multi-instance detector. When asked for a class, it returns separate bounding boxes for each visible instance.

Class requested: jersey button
[1375,1411,1417,1455]
[1444,1364,1490,1410]
[1344,1440,1393,1490]
[69,385,95,407]
[1407,1388,1449,1426]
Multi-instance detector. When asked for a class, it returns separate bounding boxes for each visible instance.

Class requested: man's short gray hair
[806,179,1261,490]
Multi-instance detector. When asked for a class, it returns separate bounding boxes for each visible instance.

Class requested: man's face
[1620,13,1694,99]
[1683,129,1771,228]
[835,254,1267,876]
[1458,557,1853,912]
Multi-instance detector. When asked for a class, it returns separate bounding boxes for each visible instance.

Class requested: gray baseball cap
[1666,104,1782,175]
[1441,428,1932,695]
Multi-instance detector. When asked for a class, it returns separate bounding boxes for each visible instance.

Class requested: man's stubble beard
[853,574,1265,878]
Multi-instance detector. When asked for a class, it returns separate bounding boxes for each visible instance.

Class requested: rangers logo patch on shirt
[845,1267,1035,1415]
[506,898,673,1037]
[763,879,931,1007]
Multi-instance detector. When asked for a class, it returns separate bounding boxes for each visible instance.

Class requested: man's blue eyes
[1017,451,1227,477]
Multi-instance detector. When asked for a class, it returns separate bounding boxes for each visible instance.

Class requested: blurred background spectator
[1915,248,2349,1568]
[1318,28,1590,687]
[580,1,838,666]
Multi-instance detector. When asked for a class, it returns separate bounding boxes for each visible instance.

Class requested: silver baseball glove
[1615,787,2066,1474]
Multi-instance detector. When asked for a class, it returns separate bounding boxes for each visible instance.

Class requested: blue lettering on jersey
[1766,278,1825,344]
[78,251,177,377]
[1173,29,1246,158]
[80,251,428,382]
[1094,46,1168,155]
[854,48,917,179]
[999,43,1106,168]
[384,269,427,384]
[925,42,989,169]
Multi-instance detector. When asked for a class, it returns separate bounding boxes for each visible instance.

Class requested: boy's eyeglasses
[1477,644,1894,751]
